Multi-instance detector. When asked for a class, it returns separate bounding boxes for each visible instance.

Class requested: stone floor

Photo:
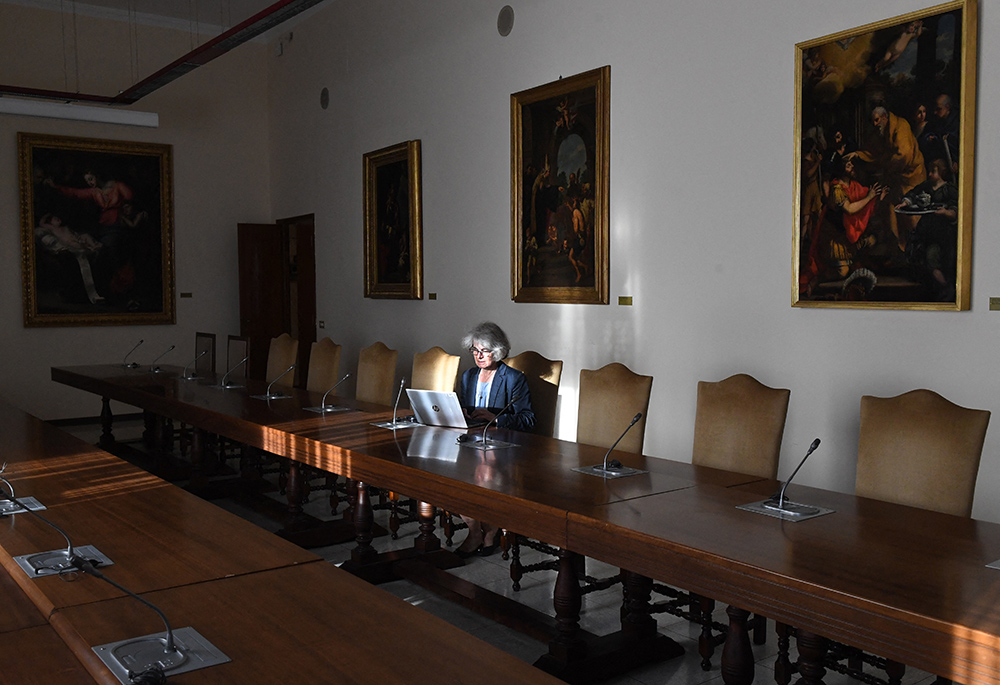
[60,417,939,685]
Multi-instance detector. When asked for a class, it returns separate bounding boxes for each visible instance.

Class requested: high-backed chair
[692,374,790,478]
[356,341,398,405]
[685,373,790,669]
[506,351,563,438]
[226,335,249,386]
[306,338,342,394]
[577,362,652,453]
[194,332,216,376]
[411,346,459,392]
[265,333,299,387]
[781,389,990,685]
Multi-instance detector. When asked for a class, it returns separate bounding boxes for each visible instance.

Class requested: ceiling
[0,0,329,104]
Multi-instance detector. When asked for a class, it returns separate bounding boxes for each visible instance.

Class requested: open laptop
[405,389,488,428]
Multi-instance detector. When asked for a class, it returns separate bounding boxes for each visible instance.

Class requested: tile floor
[60,418,939,685]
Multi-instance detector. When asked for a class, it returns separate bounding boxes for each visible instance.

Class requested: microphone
[390,377,406,428]
[478,394,520,445]
[218,355,248,389]
[181,349,209,380]
[321,373,351,409]
[122,339,144,368]
[596,413,642,472]
[762,438,821,516]
[254,364,295,400]
[149,344,175,373]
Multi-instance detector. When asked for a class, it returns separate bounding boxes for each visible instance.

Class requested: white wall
[266,0,1000,521]
[0,4,272,419]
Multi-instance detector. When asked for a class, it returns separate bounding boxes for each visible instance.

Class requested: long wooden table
[51,364,1000,685]
[0,397,561,684]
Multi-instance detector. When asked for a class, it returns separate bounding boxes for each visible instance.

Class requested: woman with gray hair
[455,321,535,556]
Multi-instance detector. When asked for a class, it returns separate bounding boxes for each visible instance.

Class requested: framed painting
[511,66,610,304]
[793,0,976,310]
[363,140,423,299]
[18,132,175,327]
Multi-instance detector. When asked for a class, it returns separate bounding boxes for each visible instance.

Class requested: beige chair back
[356,341,398,405]
[306,338,343,393]
[857,389,990,518]
[194,332,216,376]
[692,374,790,478]
[577,362,652,454]
[265,333,299,387]
[506,351,563,438]
[411,346,460,393]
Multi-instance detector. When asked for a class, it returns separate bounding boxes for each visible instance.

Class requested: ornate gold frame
[511,66,610,304]
[363,140,423,299]
[18,132,175,327]
[792,0,976,310]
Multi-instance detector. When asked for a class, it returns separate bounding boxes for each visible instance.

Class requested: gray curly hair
[461,322,510,360]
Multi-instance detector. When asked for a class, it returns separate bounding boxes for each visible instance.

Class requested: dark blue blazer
[459,362,535,433]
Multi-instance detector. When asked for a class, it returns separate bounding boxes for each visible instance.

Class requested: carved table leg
[351,480,377,565]
[698,594,717,671]
[547,548,586,663]
[99,397,115,449]
[795,629,828,685]
[774,622,794,685]
[285,461,304,515]
[621,569,657,640]
[721,605,754,685]
[188,427,208,491]
[413,501,441,554]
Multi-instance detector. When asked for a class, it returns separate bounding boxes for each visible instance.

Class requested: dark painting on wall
[18,133,175,326]
[511,66,610,304]
[363,140,423,299]
[793,0,976,310]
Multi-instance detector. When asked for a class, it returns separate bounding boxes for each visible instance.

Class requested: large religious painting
[18,133,175,327]
[363,140,423,299]
[793,0,976,310]
[511,66,610,304]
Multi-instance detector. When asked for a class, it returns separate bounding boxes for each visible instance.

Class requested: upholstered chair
[505,351,563,439]
[265,333,298,387]
[411,347,460,393]
[577,362,653,454]
[306,338,342,394]
[356,341,398,406]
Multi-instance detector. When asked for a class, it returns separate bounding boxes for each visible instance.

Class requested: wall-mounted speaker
[497,5,514,37]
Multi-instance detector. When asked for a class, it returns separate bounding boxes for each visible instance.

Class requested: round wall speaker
[320,87,330,110]
[497,5,514,37]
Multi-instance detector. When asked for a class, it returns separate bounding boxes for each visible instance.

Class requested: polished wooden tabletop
[52,561,561,684]
[567,478,1000,684]
[0,624,98,684]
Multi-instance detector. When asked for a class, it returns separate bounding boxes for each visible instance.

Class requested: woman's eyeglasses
[469,347,492,358]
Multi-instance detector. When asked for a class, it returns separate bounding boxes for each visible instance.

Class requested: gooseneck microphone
[0,469,80,571]
[261,364,295,399]
[763,438,821,515]
[320,373,351,409]
[182,349,209,380]
[122,339,144,368]
[149,345,175,373]
[597,412,643,472]
[480,394,520,444]
[219,355,249,389]
[390,377,406,426]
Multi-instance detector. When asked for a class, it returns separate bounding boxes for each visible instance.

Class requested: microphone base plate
[211,383,244,390]
[0,496,46,515]
[371,418,419,429]
[737,499,834,522]
[572,464,648,479]
[14,544,114,577]
[93,626,230,685]
[250,392,292,400]
[463,438,518,450]
[305,405,351,414]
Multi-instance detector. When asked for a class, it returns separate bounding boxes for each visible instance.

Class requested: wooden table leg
[795,629,828,685]
[621,569,657,640]
[187,427,209,492]
[775,622,794,685]
[99,397,115,449]
[721,605,754,685]
[546,548,587,663]
[285,461,304,515]
[413,501,441,554]
[351,480,377,565]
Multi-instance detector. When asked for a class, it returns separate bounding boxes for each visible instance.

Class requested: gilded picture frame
[511,66,610,304]
[793,0,976,310]
[18,132,175,327]
[363,140,423,299]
